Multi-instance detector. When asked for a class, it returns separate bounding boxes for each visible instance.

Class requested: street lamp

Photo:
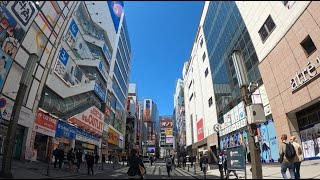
[231,50,262,179]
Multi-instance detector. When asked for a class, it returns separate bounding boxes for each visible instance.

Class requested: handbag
[139,164,146,175]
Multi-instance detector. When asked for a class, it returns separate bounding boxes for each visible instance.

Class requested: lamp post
[231,50,262,179]
[214,124,223,179]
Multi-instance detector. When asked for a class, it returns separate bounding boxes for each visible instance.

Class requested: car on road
[143,156,150,163]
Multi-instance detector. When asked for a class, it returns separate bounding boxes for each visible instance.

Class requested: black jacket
[86,155,94,166]
[127,155,145,176]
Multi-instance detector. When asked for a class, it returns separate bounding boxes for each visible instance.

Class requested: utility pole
[1,54,38,178]
[232,50,262,179]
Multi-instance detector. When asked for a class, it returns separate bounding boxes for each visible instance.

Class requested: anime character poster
[0,49,12,91]
[267,119,279,162]
[242,130,249,162]
[259,123,271,163]
[227,136,230,148]
[300,124,320,159]
[234,133,239,146]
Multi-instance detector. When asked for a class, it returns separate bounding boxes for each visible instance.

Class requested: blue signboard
[76,129,100,141]
[107,1,124,33]
[94,83,106,102]
[98,61,108,81]
[55,120,76,139]
[58,47,69,66]
[69,19,79,38]
[102,44,111,61]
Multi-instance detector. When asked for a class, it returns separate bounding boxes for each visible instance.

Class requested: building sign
[98,61,109,82]
[144,100,151,121]
[55,120,76,139]
[68,19,78,38]
[34,110,58,137]
[0,96,35,128]
[197,118,204,141]
[94,83,106,102]
[227,146,245,170]
[76,129,100,146]
[166,137,173,144]
[220,102,247,137]
[6,1,37,31]
[107,1,124,33]
[0,4,26,59]
[118,135,124,149]
[165,128,173,135]
[107,127,119,145]
[0,49,13,92]
[68,106,104,136]
[291,60,320,92]
[161,120,173,128]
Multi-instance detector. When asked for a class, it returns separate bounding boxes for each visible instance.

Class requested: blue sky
[125,1,204,116]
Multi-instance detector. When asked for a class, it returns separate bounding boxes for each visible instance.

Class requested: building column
[21,127,33,160]
[287,113,301,144]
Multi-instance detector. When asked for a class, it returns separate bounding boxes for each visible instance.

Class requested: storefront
[75,129,101,155]
[53,120,76,157]
[0,122,25,159]
[33,110,58,161]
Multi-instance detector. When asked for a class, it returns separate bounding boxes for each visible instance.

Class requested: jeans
[294,162,301,179]
[166,166,171,177]
[281,163,295,179]
[87,164,94,175]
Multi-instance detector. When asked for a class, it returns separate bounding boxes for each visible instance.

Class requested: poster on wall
[0,50,13,91]
[0,4,26,59]
[197,118,204,141]
[300,123,320,159]
[266,119,279,162]
[259,123,271,163]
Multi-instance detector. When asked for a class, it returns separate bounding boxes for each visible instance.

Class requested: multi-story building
[125,84,140,154]
[173,79,187,158]
[236,1,320,160]
[183,1,279,164]
[141,98,158,156]
[0,1,132,162]
[159,115,174,158]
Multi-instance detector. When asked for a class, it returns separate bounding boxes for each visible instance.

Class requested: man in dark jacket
[87,152,95,175]
[76,149,83,173]
[58,148,64,169]
[53,148,58,168]
[127,149,146,179]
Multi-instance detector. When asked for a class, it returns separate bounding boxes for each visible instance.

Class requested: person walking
[290,136,304,179]
[127,149,146,179]
[218,152,224,178]
[58,148,64,170]
[53,148,58,168]
[190,156,194,168]
[199,154,203,171]
[171,156,175,170]
[202,154,209,178]
[95,153,100,167]
[101,154,106,170]
[67,148,75,171]
[165,155,173,177]
[224,151,239,179]
[150,156,153,166]
[279,134,296,179]
[108,154,111,164]
[76,149,83,173]
[87,152,95,175]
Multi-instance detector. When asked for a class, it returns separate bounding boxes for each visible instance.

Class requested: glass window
[205,68,209,77]
[300,35,317,57]
[202,52,206,61]
[259,15,276,42]
[208,97,213,107]
[200,38,204,47]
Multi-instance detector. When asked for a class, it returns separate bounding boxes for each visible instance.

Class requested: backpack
[284,142,296,159]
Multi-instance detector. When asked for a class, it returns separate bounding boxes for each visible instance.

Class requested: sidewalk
[177,159,320,179]
[0,157,128,179]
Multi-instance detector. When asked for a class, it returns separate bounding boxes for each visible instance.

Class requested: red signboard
[34,110,58,137]
[161,120,173,128]
[197,118,204,141]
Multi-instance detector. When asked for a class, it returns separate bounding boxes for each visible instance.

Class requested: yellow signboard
[165,128,173,135]
[107,128,119,145]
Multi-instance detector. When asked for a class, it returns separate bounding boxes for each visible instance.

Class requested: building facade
[237,1,320,160]
[173,79,187,158]
[159,115,174,158]
[0,1,132,162]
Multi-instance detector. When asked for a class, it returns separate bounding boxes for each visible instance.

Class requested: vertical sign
[107,1,124,33]
[197,118,204,141]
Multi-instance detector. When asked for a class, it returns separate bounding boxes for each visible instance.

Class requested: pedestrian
[202,154,209,175]
[218,152,224,178]
[190,156,194,168]
[224,152,239,179]
[199,154,203,171]
[108,154,111,164]
[183,156,186,168]
[95,153,99,167]
[279,134,296,179]
[85,152,89,167]
[179,156,183,168]
[165,155,173,177]
[76,149,83,173]
[58,148,64,170]
[87,152,95,175]
[67,148,74,171]
[127,149,146,179]
[290,136,304,179]
[53,148,58,168]
[101,154,106,170]
[171,156,175,170]
[150,156,153,166]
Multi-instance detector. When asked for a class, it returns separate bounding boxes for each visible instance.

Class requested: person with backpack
[165,155,173,177]
[127,149,146,179]
[279,134,296,179]
[290,136,304,179]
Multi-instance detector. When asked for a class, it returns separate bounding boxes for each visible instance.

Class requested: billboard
[107,127,119,146]
[161,120,173,128]
[107,1,124,33]
[68,106,104,136]
[166,137,173,144]
[165,128,173,135]
[197,118,204,141]
[34,110,58,137]
[55,120,76,139]
[144,99,151,121]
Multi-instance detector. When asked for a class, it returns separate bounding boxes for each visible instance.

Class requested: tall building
[183,1,278,164]
[173,79,187,158]
[141,98,159,156]
[159,115,174,158]
[0,1,132,161]
[236,1,320,160]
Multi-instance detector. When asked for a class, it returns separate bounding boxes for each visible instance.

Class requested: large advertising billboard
[197,118,204,141]
[107,1,124,33]
[144,99,151,122]
[161,119,173,128]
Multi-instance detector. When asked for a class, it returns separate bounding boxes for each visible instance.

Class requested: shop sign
[94,83,106,102]
[55,120,76,139]
[0,96,35,128]
[68,106,104,136]
[82,143,95,150]
[107,127,119,145]
[165,128,173,135]
[161,120,173,128]
[291,60,320,92]
[118,135,124,149]
[197,118,204,141]
[34,110,58,137]
[76,129,100,146]
[227,145,245,170]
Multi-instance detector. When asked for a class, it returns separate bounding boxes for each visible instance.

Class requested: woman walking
[127,149,146,179]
